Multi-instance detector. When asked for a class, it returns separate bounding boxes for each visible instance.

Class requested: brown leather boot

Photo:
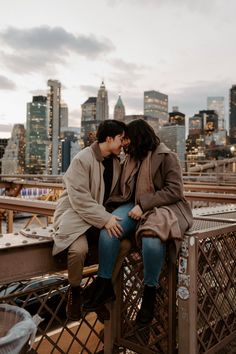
[66,285,82,321]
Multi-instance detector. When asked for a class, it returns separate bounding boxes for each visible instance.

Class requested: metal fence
[178,218,236,354]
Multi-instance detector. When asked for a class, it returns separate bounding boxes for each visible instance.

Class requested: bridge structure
[0,165,236,354]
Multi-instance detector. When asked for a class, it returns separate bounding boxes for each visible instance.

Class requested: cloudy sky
[0,0,235,137]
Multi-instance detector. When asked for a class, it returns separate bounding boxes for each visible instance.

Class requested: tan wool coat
[52,142,121,255]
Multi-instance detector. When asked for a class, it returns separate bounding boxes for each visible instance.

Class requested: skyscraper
[81,97,97,147]
[60,102,69,131]
[47,79,61,175]
[169,108,185,126]
[96,81,109,121]
[229,85,236,143]
[1,124,25,174]
[114,95,125,121]
[207,97,225,130]
[158,125,186,165]
[144,90,168,127]
[0,138,9,173]
[25,95,48,174]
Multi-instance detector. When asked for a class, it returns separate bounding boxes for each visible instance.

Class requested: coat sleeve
[63,156,111,229]
[139,153,185,212]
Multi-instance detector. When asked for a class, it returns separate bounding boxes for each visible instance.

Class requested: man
[53,119,127,320]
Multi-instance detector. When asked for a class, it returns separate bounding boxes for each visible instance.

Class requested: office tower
[187,110,219,162]
[169,108,185,126]
[47,79,61,175]
[60,102,69,131]
[1,124,25,174]
[229,85,236,143]
[25,95,48,174]
[158,125,186,165]
[114,95,125,121]
[81,97,97,147]
[96,81,109,121]
[0,138,9,173]
[199,110,218,134]
[61,128,81,172]
[207,97,225,130]
[144,90,168,127]
[124,115,159,134]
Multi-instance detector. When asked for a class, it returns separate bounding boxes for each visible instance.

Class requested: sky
[0,0,235,138]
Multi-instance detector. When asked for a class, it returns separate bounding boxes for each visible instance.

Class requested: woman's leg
[98,202,136,279]
[136,237,166,325]
[142,237,166,286]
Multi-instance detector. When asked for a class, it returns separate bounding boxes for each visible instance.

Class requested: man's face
[107,133,125,155]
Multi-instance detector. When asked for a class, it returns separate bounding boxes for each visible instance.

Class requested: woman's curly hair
[126,119,160,160]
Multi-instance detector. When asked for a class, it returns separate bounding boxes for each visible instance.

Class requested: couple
[53,119,193,326]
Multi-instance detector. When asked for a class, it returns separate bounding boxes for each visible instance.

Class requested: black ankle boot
[136,285,156,326]
[83,276,115,312]
[66,285,82,321]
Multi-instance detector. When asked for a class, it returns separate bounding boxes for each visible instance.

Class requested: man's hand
[104,215,123,238]
[128,204,143,220]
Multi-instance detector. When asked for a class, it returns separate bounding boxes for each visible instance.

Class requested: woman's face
[122,136,131,152]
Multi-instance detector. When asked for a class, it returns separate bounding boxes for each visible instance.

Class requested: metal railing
[1,186,236,353]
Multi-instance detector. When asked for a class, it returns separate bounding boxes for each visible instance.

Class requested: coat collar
[91,141,104,162]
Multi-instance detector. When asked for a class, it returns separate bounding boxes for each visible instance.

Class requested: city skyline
[0,0,235,137]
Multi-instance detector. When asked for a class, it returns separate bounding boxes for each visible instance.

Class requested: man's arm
[64,156,111,229]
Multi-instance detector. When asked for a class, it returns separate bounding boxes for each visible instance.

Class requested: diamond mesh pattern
[197,231,236,353]
[0,275,104,354]
[116,253,172,354]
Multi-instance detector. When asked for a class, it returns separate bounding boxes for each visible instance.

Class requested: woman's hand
[104,215,123,238]
[128,204,143,220]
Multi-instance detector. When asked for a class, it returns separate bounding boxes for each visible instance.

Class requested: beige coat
[52,142,121,255]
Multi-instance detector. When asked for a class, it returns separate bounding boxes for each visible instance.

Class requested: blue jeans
[98,203,166,288]
[142,237,166,287]
[98,202,136,278]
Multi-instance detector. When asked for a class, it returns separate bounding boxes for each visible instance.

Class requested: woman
[83,119,193,326]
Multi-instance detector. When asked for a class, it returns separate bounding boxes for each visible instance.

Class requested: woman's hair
[96,119,126,143]
[126,119,160,160]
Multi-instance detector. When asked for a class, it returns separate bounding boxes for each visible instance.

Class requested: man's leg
[66,234,88,320]
[98,202,136,279]
[83,202,136,312]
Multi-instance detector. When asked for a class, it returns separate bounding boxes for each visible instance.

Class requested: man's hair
[96,119,126,143]
[126,119,160,160]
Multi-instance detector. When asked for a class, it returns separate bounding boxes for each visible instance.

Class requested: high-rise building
[96,81,109,121]
[144,90,168,127]
[81,97,97,147]
[61,129,81,173]
[169,108,185,126]
[0,138,9,173]
[114,95,125,121]
[124,115,159,134]
[60,102,69,131]
[207,97,225,130]
[1,124,25,174]
[47,79,61,175]
[158,124,186,165]
[25,95,48,174]
[229,85,236,143]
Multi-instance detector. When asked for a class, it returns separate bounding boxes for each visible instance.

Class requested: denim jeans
[98,202,136,278]
[142,237,166,287]
[98,202,166,288]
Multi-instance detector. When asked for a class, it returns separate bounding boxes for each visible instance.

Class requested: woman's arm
[139,153,184,212]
